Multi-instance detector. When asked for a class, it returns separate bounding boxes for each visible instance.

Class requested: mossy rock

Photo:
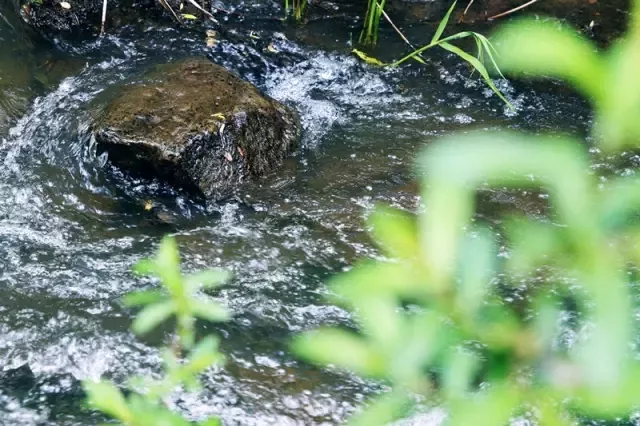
[94,57,301,201]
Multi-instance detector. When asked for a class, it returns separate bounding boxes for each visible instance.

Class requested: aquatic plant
[293,2,640,425]
[83,236,229,426]
[353,2,510,107]
[360,0,386,45]
[284,0,307,21]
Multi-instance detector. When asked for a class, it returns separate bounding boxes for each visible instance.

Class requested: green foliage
[284,0,307,21]
[391,2,511,107]
[350,2,511,107]
[83,236,228,426]
[360,0,386,46]
[293,5,640,426]
[491,15,640,151]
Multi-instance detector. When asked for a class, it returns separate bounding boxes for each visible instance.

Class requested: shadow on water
[0,2,632,425]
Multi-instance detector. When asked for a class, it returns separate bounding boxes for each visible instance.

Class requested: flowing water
[0,1,622,424]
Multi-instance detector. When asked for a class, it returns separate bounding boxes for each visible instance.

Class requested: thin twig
[377,2,426,62]
[158,0,182,23]
[463,0,475,17]
[185,0,218,23]
[487,0,538,20]
[99,0,107,36]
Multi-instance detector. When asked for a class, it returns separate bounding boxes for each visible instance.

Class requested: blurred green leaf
[368,205,419,259]
[133,259,156,276]
[349,391,413,426]
[131,301,175,335]
[492,18,605,102]
[188,336,224,371]
[293,328,387,378]
[84,381,133,423]
[185,269,230,289]
[191,299,230,323]
[123,290,166,307]
[448,383,520,426]
[596,39,640,150]
[442,349,479,400]
[199,418,223,426]
[505,218,560,274]
[457,228,496,316]
[329,261,423,305]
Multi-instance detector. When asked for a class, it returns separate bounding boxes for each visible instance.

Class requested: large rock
[94,57,301,200]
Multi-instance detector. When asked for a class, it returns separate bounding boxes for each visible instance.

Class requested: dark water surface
[0,1,621,425]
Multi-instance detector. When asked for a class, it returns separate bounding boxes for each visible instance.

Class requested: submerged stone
[94,57,301,201]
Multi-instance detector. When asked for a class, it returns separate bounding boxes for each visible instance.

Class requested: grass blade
[439,41,513,108]
[476,34,505,78]
[432,1,457,44]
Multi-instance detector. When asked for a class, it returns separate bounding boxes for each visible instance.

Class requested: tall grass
[284,0,307,21]
[392,2,510,106]
[360,0,386,45]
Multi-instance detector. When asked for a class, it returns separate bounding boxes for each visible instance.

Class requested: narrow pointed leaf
[131,300,175,335]
[83,381,133,423]
[432,0,457,44]
[293,329,387,378]
[439,41,512,108]
[192,299,230,323]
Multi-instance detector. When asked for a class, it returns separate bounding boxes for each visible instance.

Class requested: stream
[0,1,621,424]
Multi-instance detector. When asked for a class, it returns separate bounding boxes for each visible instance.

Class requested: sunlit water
[0,1,625,424]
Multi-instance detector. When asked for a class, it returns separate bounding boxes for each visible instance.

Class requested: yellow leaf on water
[144,201,153,211]
[182,13,198,20]
[266,43,277,53]
[351,49,386,67]
[60,1,71,9]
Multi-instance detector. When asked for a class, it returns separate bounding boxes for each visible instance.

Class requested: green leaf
[182,13,198,19]
[442,349,479,399]
[83,381,133,423]
[432,0,456,44]
[154,236,183,292]
[352,49,386,66]
[505,218,560,274]
[491,18,605,102]
[448,383,520,426]
[131,300,175,335]
[353,295,403,350]
[293,329,387,378]
[192,299,230,323]
[596,39,640,151]
[185,269,230,289]
[133,258,156,276]
[188,336,224,371]
[123,289,166,307]
[199,418,223,426]
[439,41,513,108]
[349,391,413,426]
[368,205,419,259]
[457,228,496,315]
[329,261,424,305]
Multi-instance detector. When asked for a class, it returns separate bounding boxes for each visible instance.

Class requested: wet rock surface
[94,57,301,201]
